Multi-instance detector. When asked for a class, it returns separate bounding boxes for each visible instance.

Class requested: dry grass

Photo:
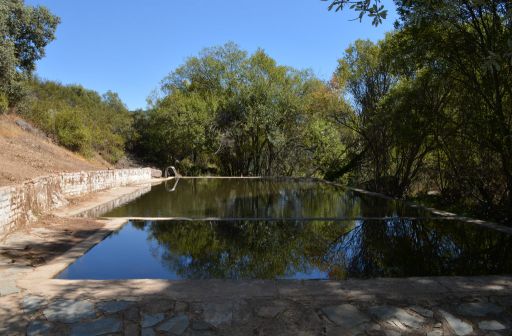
[0,114,110,186]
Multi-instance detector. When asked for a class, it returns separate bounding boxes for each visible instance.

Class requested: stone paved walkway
[1,276,511,335]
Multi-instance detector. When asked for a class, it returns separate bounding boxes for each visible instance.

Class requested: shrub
[20,78,132,163]
[0,93,8,114]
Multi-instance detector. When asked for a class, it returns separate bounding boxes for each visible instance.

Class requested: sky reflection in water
[59,179,512,280]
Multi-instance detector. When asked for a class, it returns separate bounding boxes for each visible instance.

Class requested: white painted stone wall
[0,168,151,237]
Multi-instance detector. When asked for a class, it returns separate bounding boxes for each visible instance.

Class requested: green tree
[331,39,398,191]
[23,78,132,163]
[0,0,59,107]
[325,1,512,223]
[138,43,346,176]
[392,0,512,219]
[133,92,213,174]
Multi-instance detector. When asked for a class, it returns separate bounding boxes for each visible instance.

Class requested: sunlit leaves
[0,0,59,106]
[22,79,132,162]
[138,43,348,177]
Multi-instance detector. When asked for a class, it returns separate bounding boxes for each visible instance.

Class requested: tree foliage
[0,0,59,107]
[322,0,388,26]
[325,0,512,223]
[21,78,133,163]
[133,43,349,177]
[0,1,134,164]
[132,216,512,279]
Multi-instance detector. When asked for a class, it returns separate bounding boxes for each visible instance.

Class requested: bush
[20,78,132,163]
[54,109,93,155]
[0,93,8,114]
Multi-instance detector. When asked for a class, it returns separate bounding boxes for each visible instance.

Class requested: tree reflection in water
[132,218,512,280]
[104,178,432,219]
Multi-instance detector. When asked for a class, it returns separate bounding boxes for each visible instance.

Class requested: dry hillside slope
[0,115,112,186]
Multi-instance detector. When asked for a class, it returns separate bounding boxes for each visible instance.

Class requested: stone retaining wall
[0,168,151,237]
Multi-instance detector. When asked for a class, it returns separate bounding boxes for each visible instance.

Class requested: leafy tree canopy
[0,0,59,107]
[133,43,350,177]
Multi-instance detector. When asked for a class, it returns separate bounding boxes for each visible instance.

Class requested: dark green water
[103,178,432,219]
[58,178,512,280]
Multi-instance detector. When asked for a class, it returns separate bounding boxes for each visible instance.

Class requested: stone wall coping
[0,168,153,239]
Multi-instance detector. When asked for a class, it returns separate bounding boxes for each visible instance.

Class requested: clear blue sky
[26,0,397,110]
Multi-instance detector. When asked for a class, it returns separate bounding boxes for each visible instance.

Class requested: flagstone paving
[1,283,511,335]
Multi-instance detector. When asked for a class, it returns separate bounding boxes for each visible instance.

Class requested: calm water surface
[104,178,432,219]
[58,219,512,280]
[58,178,512,280]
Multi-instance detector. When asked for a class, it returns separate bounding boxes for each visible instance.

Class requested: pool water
[103,178,431,219]
[58,178,512,280]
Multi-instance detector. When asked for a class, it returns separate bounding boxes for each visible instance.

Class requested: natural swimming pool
[57,178,512,280]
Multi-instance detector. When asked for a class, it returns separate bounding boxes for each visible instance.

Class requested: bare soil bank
[0,115,110,186]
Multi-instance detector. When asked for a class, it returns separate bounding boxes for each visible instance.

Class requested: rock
[143,299,173,313]
[203,302,233,327]
[0,280,19,296]
[157,314,189,335]
[327,325,367,336]
[70,317,122,336]
[124,306,139,321]
[124,321,139,336]
[457,302,503,317]
[142,313,165,328]
[26,320,52,336]
[439,310,473,336]
[428,321,444,336]
[256,305,286,318]
[384,331,401,336]
[409,306,434,318]
[141,328,155,336]
[322,304,370,330]
[369,324,381,331]
[151,169,163,178]
[97,300,133,313]
[478,320,506,331]
[368,305,425,329]
[192,320,213,330]
[15,119,42,136]
[385,318,408,331]
[491,296,512,308]
[43,299,95,323]
[22,296,46,314]
[232,300,252,323]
